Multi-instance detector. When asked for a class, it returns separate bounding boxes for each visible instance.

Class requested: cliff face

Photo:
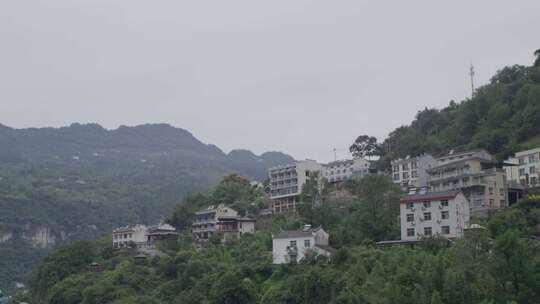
[1,225,58,248]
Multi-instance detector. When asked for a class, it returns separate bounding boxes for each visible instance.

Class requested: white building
[112,224,148,249]
[323,158,371,183]
[268,160,323,214]
[392,154,436,190]
[400,190,470,241]
[505,147,540,188]
[192,204,255,247]
[272,226,335,264]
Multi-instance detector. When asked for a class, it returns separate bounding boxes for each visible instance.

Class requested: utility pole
[469,64,475,98]
[333,148,337,161]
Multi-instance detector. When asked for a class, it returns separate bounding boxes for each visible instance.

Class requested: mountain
[0,123,294,293]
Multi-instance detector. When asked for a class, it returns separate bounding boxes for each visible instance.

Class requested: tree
[342,174,401,242]
[430,291,443,304]
[349,135,381,159]
[212,173,255,214]
[168,193,209,231]
[534,48,540,67]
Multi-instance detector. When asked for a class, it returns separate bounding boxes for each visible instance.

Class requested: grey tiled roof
[273,227,322,239]
[400,190,460,203]
[273,230,313,239]
[314,244,337,254]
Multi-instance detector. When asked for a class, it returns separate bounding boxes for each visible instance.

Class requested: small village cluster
[113,146,540,264]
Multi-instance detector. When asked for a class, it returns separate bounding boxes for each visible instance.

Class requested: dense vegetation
[17,173,540,304]
[350,50,540,169]
[5,50,540,301]
[0,124,293,294]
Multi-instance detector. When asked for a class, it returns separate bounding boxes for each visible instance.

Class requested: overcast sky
[1,1,538,162]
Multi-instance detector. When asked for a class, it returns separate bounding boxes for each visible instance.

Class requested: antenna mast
[469,64,475,98]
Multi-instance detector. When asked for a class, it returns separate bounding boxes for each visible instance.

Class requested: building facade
[272,226,335,264]
[427,150,508,217]
[505,147,540,188]
[192,204,255,247]
[112,223,178,249]
[323,158,371,183]
[400,191,470,241]
[268,160,323,214]
[391,154,437,191]
[112,224,149,249]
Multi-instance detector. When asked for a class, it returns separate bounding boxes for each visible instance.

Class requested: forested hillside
[18,174,540,304]
[0,123,294,294]
[370,52,540,168]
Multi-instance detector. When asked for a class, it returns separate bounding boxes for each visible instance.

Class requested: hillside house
[192,204,255,247]
[272,226,336,264]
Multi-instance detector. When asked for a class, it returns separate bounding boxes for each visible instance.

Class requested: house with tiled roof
[272,225,336,264]
[400,190,470,241]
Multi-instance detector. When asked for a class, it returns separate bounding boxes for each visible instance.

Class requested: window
[531,177,538,186]
[519,168,526,176]
[290,240,297,247]
[304,240,311,248]
[529,155,537,163]
[407,228,415,237]
[403,172,409,179]
[393,173,400,181]
[530,166,536,174]
[411,162,418,169]
[402,163,409,171]
[393,165,399,172]
[423,201,431,208]
[519,157,525,165]
[424,227,432,236]
[489,199,494,207]
[489,187,494,195]
[412,171,418,178]
[406,202,414,209]
[406,214,414,222]
[441,200,449,207]
[441,226,450,235]
[423,212,432,221]
[499,188,505,196]
[441,211,449,220]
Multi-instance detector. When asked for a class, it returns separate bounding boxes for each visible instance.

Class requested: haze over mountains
[0,123,294,181]
[0,123,294,291]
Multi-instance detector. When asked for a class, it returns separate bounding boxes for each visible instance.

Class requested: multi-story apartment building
[112,224,149,249]
[268,160,323,214]
[505,147,540,188]
[391,154,436,190]
[192,204,255,247]
[427,150,508,217]
[323,158,371,183]
[400,190,469,241]
[272,226,335,264]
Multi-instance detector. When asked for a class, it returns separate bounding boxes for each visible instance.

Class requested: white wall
[400,193,469,241]
[239,221,255,235]
[113,224,148,248]
[272,236,316,264]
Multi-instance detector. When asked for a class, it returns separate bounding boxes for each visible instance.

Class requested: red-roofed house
[400,190,470,241]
